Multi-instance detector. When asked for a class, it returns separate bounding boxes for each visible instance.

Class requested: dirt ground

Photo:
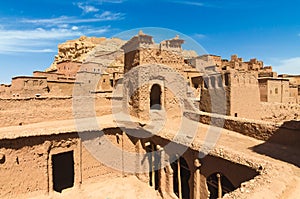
[17,176,161,199]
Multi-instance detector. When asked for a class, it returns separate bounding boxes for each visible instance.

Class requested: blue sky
[0,0,300,83]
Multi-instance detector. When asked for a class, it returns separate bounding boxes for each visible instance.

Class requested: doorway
[52,151,75,193]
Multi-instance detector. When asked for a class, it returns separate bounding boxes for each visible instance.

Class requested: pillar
[151,144,155,188]
[217,173,222,199]
[193,159,201,199]
[177,155,182,199]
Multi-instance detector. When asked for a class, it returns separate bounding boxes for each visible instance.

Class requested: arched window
[150,84,162,110]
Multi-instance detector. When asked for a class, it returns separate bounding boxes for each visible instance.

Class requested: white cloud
[77,2,99,14]
[171,1,205,6]
[93,0,124,4]
[72,26,79,30]
[0,8,123,54]
[192,33,206,39]
[275,57,300,75]
[20,12,124,26]
[0,27,110,54]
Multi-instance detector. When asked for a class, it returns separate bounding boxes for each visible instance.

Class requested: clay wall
[199,71,261,120]
[229,72,261,119]
[0,84,11,97]
[10,77,49,98]
[184,111,300,147]
[96,74,113,92]
[47,81,74,97]
[0,134,81,198]
[258,79,268,102]
[289,87,299,103]
[270,79,289,103]
[0,97,112,127]
[123,64,185,120]
[33,71,65,81]
[0,124,262,199]
[139,48,186,73]
[56,62,81,78]
[0,131,132,198]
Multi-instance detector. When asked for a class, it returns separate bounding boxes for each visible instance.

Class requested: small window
[204,77,209,89]
[234,113,238,117]
[103,79,106,83]
[275,88,278,94]
[224,74,229,86]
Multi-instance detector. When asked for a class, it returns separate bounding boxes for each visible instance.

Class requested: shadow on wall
[250,120,300,167]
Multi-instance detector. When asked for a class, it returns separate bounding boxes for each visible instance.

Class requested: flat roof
[12,76,47,80]
[258,77,289,81]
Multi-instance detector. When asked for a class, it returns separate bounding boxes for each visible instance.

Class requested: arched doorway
[206,172,235,199]
[150,84,162,110]
[171,157,191,199]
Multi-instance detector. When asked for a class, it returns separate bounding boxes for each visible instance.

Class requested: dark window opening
[110,79,114,87]
[171,157,191,199]
[224,74,229,86]
[52,151,74,193]
[275,88,278,94]
[150,84,162,110]
[234,113,238,117]
[204,77,209,89]
[206,173,235,199]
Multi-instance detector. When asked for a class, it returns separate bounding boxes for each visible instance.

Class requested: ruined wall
[260,102,300,122]
[0,97,112,127]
